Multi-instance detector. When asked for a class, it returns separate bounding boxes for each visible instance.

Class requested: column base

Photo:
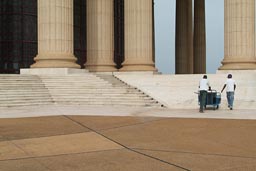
[219,60,256,70]
[31,60,80,69]
[120,64,157,72]
[31,54,80,69]
[85,65,117,72]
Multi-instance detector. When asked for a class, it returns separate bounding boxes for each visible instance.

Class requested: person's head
[227,74,232,79]
[203,75,207,79]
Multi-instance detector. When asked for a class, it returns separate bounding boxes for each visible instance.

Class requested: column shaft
[85,0,116,72]
[32,0,79,68]
[220,0,256,70]
[194,0,206,74]
[175,0,193,74]
[121,0,156,71]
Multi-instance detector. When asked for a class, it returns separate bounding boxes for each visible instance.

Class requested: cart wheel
[216,105,219,109]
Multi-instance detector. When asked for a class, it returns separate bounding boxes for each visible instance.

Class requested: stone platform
[20,68,89,75]
[114,71,256,109]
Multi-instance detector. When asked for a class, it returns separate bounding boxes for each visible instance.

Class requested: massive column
[32,0,79,68]
[121,0,156,71]
[175,0,193,74]
[220,0,256,70]
[193,0,206,74]
[85,0,116,72]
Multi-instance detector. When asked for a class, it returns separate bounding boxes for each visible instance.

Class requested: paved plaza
[0,105,256,171]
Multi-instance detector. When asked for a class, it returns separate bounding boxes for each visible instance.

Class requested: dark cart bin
[198,90,221,110]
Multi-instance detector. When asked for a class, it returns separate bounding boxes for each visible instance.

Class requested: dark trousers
[199,90,207,111]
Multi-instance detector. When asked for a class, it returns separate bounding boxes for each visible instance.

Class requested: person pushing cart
[198,75,211,113]
[198,75,221,112]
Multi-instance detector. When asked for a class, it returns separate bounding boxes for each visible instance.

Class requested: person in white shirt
[221,74,236,110]
[199,75,211,113]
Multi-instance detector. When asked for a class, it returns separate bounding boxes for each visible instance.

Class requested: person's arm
[221,84,226,93]
[208,81,211,90]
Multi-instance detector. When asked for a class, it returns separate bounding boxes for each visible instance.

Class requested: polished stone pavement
[1,113,256,171]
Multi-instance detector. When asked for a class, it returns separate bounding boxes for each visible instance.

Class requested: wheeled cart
[198,90,221,110]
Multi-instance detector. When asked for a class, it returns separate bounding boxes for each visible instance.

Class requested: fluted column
[175,0,193,74]
[220,0,256,70]
[85,0,116,72]
[121,0,156,71]
[32,0,79,68]
[194,0,206,74]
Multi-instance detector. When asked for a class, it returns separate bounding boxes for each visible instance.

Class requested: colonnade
[32,0,156,72]
[31,0,256,73]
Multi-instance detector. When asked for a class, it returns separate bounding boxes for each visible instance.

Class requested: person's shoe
[228,105,230,108]
[230,107,233,110]
[199,110,204,113]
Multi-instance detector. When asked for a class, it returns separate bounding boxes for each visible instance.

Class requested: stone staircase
[95,73,161,106]
[0,73,162,107]
[0,75,53,107]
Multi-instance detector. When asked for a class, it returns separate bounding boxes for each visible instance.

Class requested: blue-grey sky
[154,0,224,74]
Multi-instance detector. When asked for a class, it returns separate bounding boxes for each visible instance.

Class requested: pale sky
[154,0,224,74]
